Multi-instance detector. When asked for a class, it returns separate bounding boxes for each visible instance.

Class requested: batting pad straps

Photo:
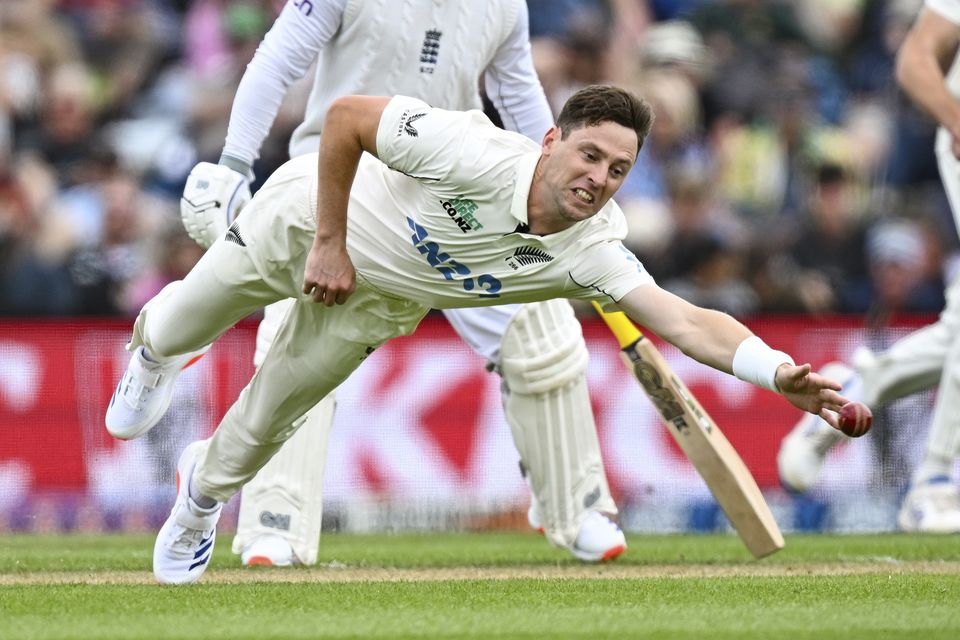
[732,336,794,393]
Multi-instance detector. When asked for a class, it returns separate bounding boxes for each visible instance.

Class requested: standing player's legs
[779,129,960,523]
[896,130,960,532]
[232,299,336,566]
[446,301,625,561]
[897,291,960,532]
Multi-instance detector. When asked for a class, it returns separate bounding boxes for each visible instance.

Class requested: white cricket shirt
[333,96,654,309]
[222,0,552,164]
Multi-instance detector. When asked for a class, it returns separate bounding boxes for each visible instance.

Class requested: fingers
[819,407,840,430]
[302,281,355,306]
[819,390,848,413]
[808,372,842,392]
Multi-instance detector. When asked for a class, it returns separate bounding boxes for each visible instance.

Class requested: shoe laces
[118,374,151,411]
[167,523,213,553]
[118,350,165,410]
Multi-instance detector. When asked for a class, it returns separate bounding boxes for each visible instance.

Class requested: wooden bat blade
[622,339,784,558]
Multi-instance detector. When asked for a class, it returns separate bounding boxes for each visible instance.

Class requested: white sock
[189,475,218,509]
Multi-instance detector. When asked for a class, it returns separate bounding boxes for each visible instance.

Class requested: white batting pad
[500,299,616,549]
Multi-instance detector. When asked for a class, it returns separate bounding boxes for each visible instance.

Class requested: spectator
[754,163,870,313]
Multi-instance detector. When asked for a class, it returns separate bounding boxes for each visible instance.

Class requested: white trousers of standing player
[850,126,960,465]
[233,296,617,563]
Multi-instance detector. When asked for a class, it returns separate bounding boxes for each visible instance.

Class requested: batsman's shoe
[897,476,960,534]
[154,441,222,585]
[777,362,854,493]
[570,511,627,562]
[106,345,210,440]
[529,507,626,562]
[527,502,545,534]
[240,534,299,567]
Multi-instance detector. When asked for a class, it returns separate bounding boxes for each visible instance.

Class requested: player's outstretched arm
[615,284,847,418]
[303,95,389,306]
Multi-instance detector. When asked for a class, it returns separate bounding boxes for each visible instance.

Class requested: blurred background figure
[778,0,960,534]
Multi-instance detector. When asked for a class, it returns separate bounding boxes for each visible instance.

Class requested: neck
[526,158,569,236]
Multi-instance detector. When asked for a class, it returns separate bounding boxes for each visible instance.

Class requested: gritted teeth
[574,188,594,203]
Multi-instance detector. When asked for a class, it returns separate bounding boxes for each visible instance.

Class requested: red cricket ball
[838,402,872,438]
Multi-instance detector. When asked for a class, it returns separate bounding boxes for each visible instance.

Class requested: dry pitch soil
[3,561,960,585]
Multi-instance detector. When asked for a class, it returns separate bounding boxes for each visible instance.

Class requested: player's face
[538,122,637,227]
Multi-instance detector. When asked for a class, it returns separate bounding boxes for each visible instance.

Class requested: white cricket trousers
[860,130,960,461]
[129,175,428,502]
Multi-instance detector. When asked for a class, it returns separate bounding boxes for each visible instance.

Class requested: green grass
[2,532,960,639]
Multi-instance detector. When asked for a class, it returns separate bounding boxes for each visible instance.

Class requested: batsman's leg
[232,300,334,566]
[446,301,624,561]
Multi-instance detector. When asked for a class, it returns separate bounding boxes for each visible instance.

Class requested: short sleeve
[375,95,477,181]
[569,241,655,302]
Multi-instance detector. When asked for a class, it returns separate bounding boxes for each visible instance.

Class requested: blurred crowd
[0,0,953,322]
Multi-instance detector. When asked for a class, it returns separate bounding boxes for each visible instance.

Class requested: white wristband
[732,336,794,392]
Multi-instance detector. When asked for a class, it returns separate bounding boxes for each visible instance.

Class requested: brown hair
[556,85,654,153]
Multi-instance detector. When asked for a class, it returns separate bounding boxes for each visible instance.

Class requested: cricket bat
[592,302,784,558]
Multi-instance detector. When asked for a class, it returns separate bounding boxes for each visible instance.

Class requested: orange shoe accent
[183,353,205,370]
[600,544,626,562]
[244,556,275,567]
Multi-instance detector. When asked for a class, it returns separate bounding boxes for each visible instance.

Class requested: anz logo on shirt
[407,216,502,298]
[420,29,442,74]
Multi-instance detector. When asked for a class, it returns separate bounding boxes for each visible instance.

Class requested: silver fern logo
[505,246,554,270]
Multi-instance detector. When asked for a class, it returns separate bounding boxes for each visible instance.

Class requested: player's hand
[302,238,356,306]
[180,162,252,249]
[775,363,848,428]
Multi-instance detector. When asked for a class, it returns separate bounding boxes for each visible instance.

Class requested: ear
[541,126,561,153]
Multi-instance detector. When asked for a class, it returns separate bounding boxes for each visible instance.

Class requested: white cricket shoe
[777,362,854,493]
[106,344,210,440]
[153,441,222,585]
[570,511,627,562]
[528,506,626,562]
[240,534,299,567]
[897,476,960,534]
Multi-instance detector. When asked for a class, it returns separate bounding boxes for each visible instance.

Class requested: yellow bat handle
[590,301,642,349]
